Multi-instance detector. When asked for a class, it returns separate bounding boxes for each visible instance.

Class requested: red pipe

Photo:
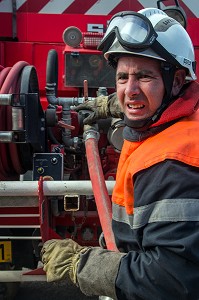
[85,131,118,251]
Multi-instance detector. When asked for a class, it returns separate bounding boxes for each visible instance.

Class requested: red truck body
[1,0,199,94]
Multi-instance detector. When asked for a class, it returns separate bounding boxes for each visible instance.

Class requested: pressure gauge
[63,26,82,47]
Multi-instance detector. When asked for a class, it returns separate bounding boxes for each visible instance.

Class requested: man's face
[116,56,165,121]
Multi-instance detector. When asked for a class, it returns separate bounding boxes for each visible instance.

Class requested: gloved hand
[74,93,123,125]
[42,238,125,299]
[41,239,89,284]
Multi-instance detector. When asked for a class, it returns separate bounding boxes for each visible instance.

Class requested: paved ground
[14,281,98,300]
[14,281,99,300]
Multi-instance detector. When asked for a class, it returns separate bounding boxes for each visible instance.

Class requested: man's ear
[172,69,186,96]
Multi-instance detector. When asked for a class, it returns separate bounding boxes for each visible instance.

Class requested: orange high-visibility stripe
[112,110,199,215]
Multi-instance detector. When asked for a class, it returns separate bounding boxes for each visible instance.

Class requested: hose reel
[0,63,47,179]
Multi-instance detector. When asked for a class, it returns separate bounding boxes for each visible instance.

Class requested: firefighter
[41,8,199,300]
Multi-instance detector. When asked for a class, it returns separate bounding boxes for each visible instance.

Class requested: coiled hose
[0,61,29,180]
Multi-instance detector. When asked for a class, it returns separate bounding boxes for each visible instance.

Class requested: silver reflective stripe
[112,198,199,229]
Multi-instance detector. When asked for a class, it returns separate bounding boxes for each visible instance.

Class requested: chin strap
[124,62,177,131]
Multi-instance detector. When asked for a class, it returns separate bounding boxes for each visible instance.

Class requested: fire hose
[0,61,43,180]
[84,126,118,252]
[0,61,29,179]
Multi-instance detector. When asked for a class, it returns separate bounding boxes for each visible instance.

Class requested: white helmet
[100,8,196,81]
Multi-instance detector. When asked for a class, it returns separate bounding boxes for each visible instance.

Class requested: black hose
[46,49,58,97]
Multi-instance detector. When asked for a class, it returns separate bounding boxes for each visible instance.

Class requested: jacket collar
[123,81,199,142]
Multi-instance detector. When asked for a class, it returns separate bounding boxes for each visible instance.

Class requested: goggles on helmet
[98,11,158,53]
[98,11,182,69]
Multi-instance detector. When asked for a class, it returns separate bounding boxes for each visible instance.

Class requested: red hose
[1,61,28,93]
[0,67,12,87]
[85,135,118,252]
[0,61,29,178]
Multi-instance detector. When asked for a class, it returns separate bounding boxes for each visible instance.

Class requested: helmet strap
[160,62,177,105]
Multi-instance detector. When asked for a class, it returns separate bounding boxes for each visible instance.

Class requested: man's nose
[125,76,140,98]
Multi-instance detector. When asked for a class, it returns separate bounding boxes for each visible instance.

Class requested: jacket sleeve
[114,160,199,300]
[77,247,125,299]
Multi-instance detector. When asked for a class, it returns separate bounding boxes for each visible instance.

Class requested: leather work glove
[74,93,123,125]
[41,238,125,299]
[41,239,89,284]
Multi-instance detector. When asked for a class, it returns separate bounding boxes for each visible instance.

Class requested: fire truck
[0,0,198,299]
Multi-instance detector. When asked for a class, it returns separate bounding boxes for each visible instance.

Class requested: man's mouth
[127,104,145,109]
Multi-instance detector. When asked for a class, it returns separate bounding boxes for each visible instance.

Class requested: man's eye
[117,75,127,82]
[138,74,154,81]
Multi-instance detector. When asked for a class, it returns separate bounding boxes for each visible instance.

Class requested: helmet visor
[98,11,158,53]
